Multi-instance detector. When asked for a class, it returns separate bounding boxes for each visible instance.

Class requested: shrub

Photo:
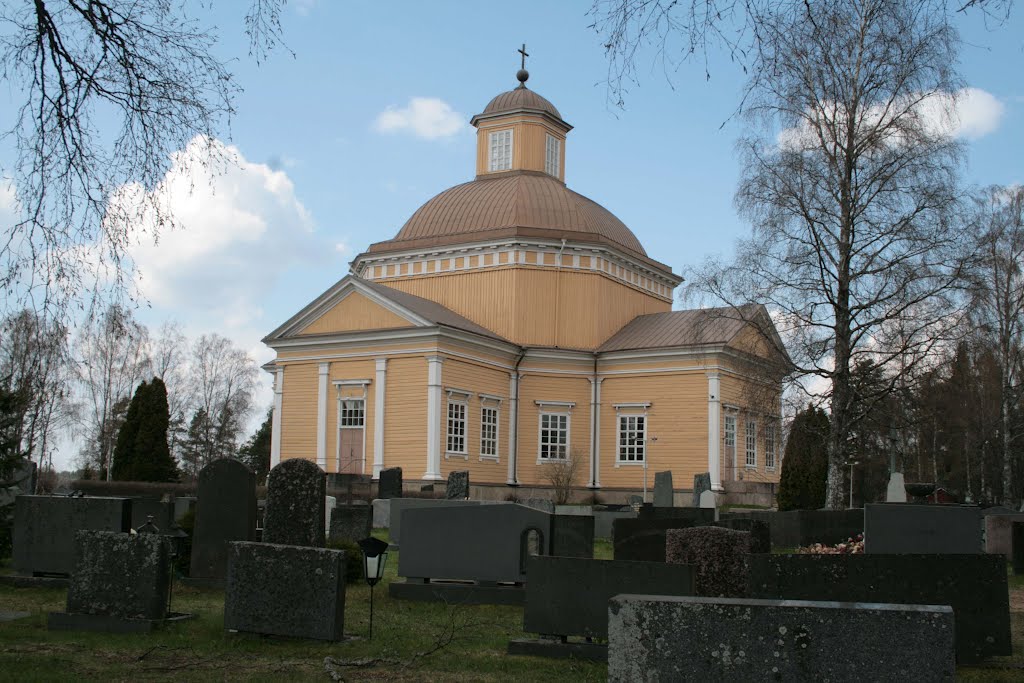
[777,405,830,511]
[326,538,365,584]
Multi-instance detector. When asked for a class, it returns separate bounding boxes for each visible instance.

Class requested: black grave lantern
[358,536,389,639]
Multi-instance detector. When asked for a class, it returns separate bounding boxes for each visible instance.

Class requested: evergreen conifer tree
[134,377,177,482]
[111,380,147,480]
[777,406,831,511]
[238,408,272,482]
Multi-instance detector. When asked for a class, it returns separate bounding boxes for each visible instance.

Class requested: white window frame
[488,129,513,172]
[724,414,737,479]
[535,401,574,463]
[613,403,650,466]
[445,390,470,458]
[765,422,777,471]
[334,379,370,473]
[479,397,501,461]
[745,418,758,468]
[545,134,561,177]
[617,414,647,464]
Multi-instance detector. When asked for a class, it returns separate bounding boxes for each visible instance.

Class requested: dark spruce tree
[777,406,831,511]
[111,380,147,481]
[134,377,177,482]
[238,408,272,483]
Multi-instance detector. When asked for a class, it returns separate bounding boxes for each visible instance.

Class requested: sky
[2,1,1022,469]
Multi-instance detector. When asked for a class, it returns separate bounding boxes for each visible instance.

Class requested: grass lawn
[4,537,1024,681]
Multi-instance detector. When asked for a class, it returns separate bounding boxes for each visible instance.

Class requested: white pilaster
[590,377,603,488]
[316,362,329,468]
[270,367,284,468]
[424,356,444,480]
[707,371,723,491]
[373,358,387,478]
[507,371,519,485]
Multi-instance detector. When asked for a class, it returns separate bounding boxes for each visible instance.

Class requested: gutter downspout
[508,348,527,486]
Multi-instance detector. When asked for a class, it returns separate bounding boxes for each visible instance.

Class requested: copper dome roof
[366,171,650,259]
[481,87,562,120]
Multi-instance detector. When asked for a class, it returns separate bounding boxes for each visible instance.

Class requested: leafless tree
[147,320,190,460]
[0,1,286,322]
[680,1,970,509]
[967,186,1024,505]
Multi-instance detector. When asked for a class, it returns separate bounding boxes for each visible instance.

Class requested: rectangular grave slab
[594,509,637,540]
[329,505,371,543]
[65,530,169,620]
[612,518,702,562]
[985,513,1024,556]
[224,541,346,641]
[864,503,982,554]
[608,595,955,683]
[190,459,257,582]
[523,556,694,640]
[748,553,1010,663]
[653,471,673,507]
[551,514,594,559]
[13,496,131,576]
[398,503,552,583]
[130,499,175,534]
[720,509,862,548]
[446,470,470,499]
[637,506,715,523]
[389,498,488,547]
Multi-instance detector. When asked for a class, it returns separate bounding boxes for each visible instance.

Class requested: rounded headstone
[263,459,326,547]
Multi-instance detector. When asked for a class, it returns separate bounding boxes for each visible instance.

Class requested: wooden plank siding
[279,362,319,463]
[515,373,593,487]
[298,291,414,335]
[719,371,781,485]
[475,115,567,178]
[379,356,429,478]
[437,356,510,484]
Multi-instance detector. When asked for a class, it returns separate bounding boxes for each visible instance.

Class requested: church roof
[365,171,664,267]
[598,305,764,352]
[481,87,562,120]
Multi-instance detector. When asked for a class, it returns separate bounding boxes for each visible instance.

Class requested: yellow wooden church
[263,69,787,501]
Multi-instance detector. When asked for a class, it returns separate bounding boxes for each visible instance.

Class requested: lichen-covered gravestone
[653,471,673,507]
[48,530,170,633]
[691,472,711,507]
[666,526,751,597]
[378,467,403,499]
[446,470,470,499]
[190,458,257,583]
[329,506,372,544]
[263,459,326,547]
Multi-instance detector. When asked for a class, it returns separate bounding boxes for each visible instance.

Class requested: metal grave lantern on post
[358,536,389,639]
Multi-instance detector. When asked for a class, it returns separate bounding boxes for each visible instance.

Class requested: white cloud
[945,87,1005,139]
[373,97,466,140]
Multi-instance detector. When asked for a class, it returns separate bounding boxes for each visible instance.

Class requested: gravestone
[613,517,701,562]
[551,514,594,559]
[691,472,711,507]
[748,553,1010,663]
[637,506,715,523]
[324,496,337,536]
[652,471,673,507]
[446,470,470,499]
[608,595,955,682]
[389,498,488,546]
[666,526,751,597]
[720,509,862,548]
[864,503,982,554]
[985,513,1024,556]
[523,498,555,514]
[130,499,175,533]
[1014,522,1024,574]
[263,459,326,547]
[48,530,170,633]
[713,518,771,553]
[328,505,372,544]
[190,459,257,583]
[224,541,346,641]
[378,467,403,499]
[627,494,644,507]
[698,490,718,517]
[510,556,694,660]
[13,496,131,576]
[886,472,908,502]
[593,507,637,540]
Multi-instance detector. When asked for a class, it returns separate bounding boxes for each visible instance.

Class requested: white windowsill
[614,461,646,467]
[536,458,569,465]
[479,454,500,463]
[445,452,469,460]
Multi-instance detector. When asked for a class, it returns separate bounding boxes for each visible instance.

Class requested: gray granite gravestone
[608,595,955,682]
[189,458,257,583]
[446,470,470,499]
[389,498,488,547]
[748,553,1009,663]
[324,496,336,536]
[666,526,751,597]
[263,458,326,547]
[652,471,673,507]
[224,541,346,641]
[551,514,595,558]
[328,505,371,544]
[48,530,170,633]
[691,472,711,507]
[510,556,695,660]
[864,503,982,553]
[378,467,403,499]
[13,496,131,576]
[612,517,702,562]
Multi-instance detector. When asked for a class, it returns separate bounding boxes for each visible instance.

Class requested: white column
[507,371,519,485]
[373,358,387,478]
[316,362,329,468]
[424,356,444,480]
[270,367,284,468]
[591,378,603,488]
[707,371,723,491]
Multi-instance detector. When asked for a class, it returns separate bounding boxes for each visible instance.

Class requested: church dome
[368,171,648,257]
[481,87,562,120]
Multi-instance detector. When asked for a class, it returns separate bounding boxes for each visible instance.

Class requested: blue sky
[3,2,1021,467]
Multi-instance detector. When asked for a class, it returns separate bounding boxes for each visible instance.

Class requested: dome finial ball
[516,69,529,86]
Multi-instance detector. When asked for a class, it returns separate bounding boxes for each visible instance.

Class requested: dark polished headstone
[65,530,169,620]
[13,496,131,576]
[608,596,955,682]
[224,541,346,641]
[1013,521,1024,575]
[263,458,326,548]
[637,506,715,523]
[691,472,711,507]
[720,509,862,548]
[551,514,594,559]
[653,471,673,507]
[389,499,488,547]
[666,526,751,598]
[712,518,770,553]
[864,503,982,554]
[612,517,701,562]
[378,467,403,499]
[189,459,257,582]
[328,505,371,544]
[446,470,470,499]
[748,553,1009,663]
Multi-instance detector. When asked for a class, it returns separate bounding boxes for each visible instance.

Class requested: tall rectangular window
[724,415,736,474]
[765,423,777,470]
[745,419,758,467]
[340,399,365,427]
[480,406,499,458]
[617,414,646,463]
[488,129,512,171]
[446,400,467,454]
[538,412,569,460]
[545,134,561,177]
